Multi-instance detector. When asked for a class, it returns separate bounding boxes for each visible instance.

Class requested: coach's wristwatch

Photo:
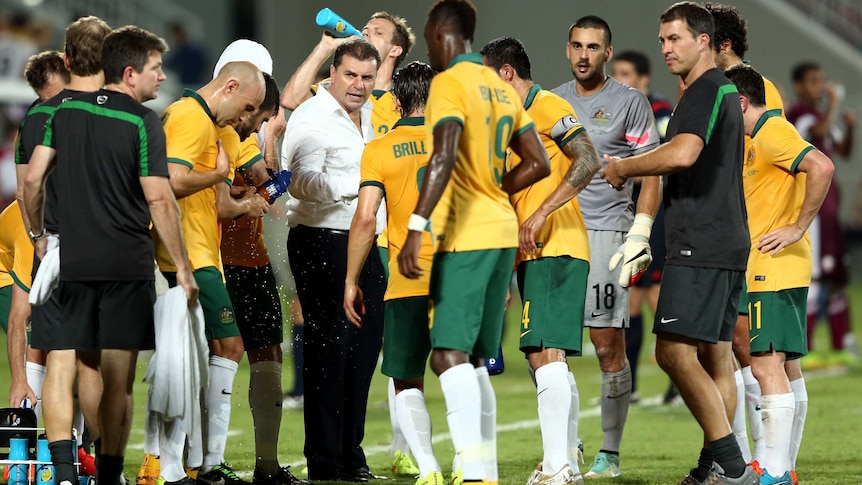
[28,228,47,241]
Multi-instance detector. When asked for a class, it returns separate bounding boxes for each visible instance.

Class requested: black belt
[297,224,349,236]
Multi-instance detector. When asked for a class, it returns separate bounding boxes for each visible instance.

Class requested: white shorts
[584,230,629,329]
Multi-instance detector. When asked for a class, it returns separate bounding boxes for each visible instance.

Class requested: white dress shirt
[281,84,385,233]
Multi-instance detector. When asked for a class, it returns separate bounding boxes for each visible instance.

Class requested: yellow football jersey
[506,86,590,264]
[155,89,241,272]
[360,117,433,300]
[744,109,814,292]
[426,53,535,252]
[0,201,33,291]
[221,136,270,268]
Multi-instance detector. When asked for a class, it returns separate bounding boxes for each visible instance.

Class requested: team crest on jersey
[746,147,756,166]
[590,107,612,126]
[219,307,235,324]
[97,95,108,105]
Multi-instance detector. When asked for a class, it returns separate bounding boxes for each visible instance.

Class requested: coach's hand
[176,267,199,306]
[600,154,626,190]
[520,211,547,255]
[398,231,425,279]
[758,223,805,256]
[343,282,365,328]
[609,214,653,287]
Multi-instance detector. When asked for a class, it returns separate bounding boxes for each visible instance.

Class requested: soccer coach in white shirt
[281,39,386,482]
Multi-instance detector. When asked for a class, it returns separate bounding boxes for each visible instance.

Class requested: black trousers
[287,224,385,478]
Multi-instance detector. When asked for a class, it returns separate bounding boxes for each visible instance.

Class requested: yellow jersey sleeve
[163,101,212,169]
[0,202,33,290]
[360,139,386,191]
[237,135,263,172]
[757,116,814,174]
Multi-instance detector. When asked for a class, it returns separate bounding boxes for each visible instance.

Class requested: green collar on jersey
[182,88,216,122]
[447,52,483,70]
[394,116,425,128]
[750,108,783,138]
[524,84,542,110]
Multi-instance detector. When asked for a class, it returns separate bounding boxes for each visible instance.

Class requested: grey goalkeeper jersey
[553,76,660,232]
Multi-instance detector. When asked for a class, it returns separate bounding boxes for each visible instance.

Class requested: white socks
[249,361,282,474]
[566,372,581,472]
[731,369,751,463]
[388,378,409,457]
[439,363,483,481]
[475,366,498,482]
[202,356,239,470]
[535,362,571,476]
[742,366,765,463]
[760,392,795,477]
[25,362,45,419]
[395,388,440,477]
[789,377,808,470]
[599,361,631,453]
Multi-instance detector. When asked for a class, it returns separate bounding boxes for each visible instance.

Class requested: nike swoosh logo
[659,317,678,324]
[625,248,650,264]
[591,311,607,318]
[220,389,231,395]
[520,329,532,338]
[750,335,759,344]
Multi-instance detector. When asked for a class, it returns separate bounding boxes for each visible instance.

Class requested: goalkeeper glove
[608,213,653,287]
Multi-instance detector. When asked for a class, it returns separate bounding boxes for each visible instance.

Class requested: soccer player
[551,15,661,478]
[280,13,420,474]
[15,16,111,479]
[706,2,786,464]
[398,1,550,482]
[343,60,443,485]
[480,36,601,485]
[610,49,673,405]
[602,3,756,483]
[23,25,197,485]
[154,61,265,485]
[726,63,834,485]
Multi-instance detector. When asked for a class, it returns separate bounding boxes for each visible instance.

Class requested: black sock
[710,433,746,478]
[692,447,713,482]
[48,440,77,484]
[625,314,643,393]
[97,454,124,485]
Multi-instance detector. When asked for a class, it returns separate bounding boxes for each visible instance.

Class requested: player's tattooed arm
[562,130,601,192]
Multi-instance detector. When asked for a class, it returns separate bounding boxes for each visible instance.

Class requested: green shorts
[516,257,588,355]
[738,280,749,314]
[428,248,516,359]
[748,288,808,359]
[382,296,431,380]
[0,284,11,334]
[163,267,240,341]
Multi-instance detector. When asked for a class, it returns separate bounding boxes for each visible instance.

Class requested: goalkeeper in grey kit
[550,14,661,478]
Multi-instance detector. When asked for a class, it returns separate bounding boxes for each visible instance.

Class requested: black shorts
[57,280,156,351]
[29,291,67,351]
[224,264,284,351]
[653,265,743,344]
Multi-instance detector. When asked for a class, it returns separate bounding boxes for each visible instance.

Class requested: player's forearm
[148,196,192,274]
[169,168,225,199]
[345,214,376,286]
[795,153,835,233]
[634,175,662,219]
[240,159,271,187]
[7,286,30,390]
[15,165,32,233]
[562,131,601,194]
[414,153,455,218]
[281,43,333,110]
[619,135,699,178]
[22,178,46,235]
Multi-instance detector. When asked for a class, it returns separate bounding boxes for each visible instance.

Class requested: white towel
[28,235,59,306]
[145,286,208,433]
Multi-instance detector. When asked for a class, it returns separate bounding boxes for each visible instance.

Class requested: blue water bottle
[8,436,29,485]
[316,8,363,38]
[36,437,54,485]
[485,344,505,375]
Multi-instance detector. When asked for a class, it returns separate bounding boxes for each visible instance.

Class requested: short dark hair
[428,0,477,43]
[791,61,820,83]
[569,15,612,46]
[392,61,436,118]
[705,3,748,58]
[660,2,715,48]
[333,38,381,70]
[261,73,280,116]
[64,16,112,76]
[370,12,415,69]
[614,50,650,76]
[725,64,765,106]
[101,26,168,85]
[24,50,70,90]
[480,37,532,81]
